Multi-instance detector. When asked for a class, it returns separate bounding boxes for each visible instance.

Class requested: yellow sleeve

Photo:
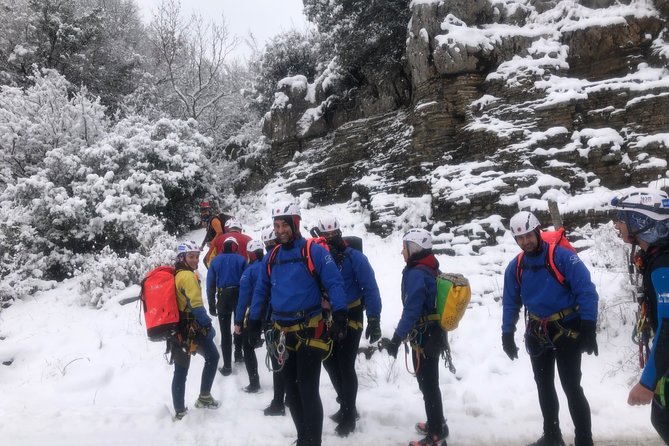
[175,270,204,311]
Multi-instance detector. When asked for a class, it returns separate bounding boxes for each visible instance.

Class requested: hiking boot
[173,408,188,421]
[415,420,449,437]
[335,419,356,437]
[263,401,286,416]
[243,382,261,393]
[219,366,232,376]
[526,434,566,446]
[408,434,447,446]
[234,350,244,363]
[329,408,360,424]
[194,394,220,409]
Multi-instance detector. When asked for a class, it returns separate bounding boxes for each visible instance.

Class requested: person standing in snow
[206,236,247,376]
[501,211,598,446]
[204,219,251,267]
[386,228,448,446]
[612,188,669,444]
[233,239,265,393]
[317,214,383,437]
[246,202,348,446]
[172,241,220,419]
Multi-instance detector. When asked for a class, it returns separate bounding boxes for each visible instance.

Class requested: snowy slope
[0,205,665,446]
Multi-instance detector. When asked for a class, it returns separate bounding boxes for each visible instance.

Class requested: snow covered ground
[0,204,665,446]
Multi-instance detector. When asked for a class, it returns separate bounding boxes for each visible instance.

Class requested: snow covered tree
[302,0,411,86]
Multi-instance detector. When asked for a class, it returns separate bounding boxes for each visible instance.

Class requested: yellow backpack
[435,272,471,331]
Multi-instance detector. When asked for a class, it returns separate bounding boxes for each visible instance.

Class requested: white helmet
[176,240,201,254]
[509,211,541,236]
[247,239,264,252]
[225,218,243,231]
[611,188,669,221]
[317,214,340,232]
[261,227,276,244]
[271,201,301,218]
[403,228,432,250]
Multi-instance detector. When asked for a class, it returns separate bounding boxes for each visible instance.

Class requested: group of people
[167,188,669,446]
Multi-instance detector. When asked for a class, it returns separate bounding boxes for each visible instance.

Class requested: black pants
[413,324,445,437]
[242,328,259,385]
[283,337,324,446]
[652,395,669,444]
[270,351,286,406]
[216,287,242,368]
[323,305,363,423]
[527,318,592,446]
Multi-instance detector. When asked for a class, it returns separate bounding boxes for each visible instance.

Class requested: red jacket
[204,231,252,267]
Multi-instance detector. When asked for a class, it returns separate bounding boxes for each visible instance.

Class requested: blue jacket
[394,260,438,339]
[206,253,247,304]
[249,236,347,323]
[338,247,382,319]
[235,259,262,326]
[502,241,599,333]
[640,248,669,390]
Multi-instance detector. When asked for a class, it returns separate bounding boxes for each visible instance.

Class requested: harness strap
[347,298,362,309]
[348,320,363,331]
[528,306,578,323]
[274,313,323,333]
[418,313,441,325]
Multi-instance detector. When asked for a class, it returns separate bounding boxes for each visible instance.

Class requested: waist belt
[418,313,441,325]
[347,298,362,309]
[274,314,323,333]
[528,306,578,323]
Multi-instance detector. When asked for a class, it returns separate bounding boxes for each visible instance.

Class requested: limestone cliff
[255,0,669,243]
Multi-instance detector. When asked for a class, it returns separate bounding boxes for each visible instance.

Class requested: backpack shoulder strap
[266,244,282,276]
[546,243,566,286]
[515,252,525,285]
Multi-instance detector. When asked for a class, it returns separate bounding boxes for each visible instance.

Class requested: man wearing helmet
[172,241,220,419]
[204,218,252,268]
[502,211,599,446]
[206,236,248,375]
[246,202,348,446]
[612,188,669,443]
[386,228,448,446]
[317,213,382,437]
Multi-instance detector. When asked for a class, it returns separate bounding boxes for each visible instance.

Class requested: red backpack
[141,266,179,341]
[515,228,577,286]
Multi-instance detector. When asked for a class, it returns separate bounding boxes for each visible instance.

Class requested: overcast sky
[138,0,308,61]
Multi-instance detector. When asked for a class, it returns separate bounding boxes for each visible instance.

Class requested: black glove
[329,310,348,341]
[209,306,217,317]
[502,332,519,360]
[365,318,382,344]
[580,320,598,356]
[247,319,262,349]
[386,334,402,359]
[207,291,216,316]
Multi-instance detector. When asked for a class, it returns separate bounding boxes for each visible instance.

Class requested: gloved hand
[329,310,348,341]
[386,334,402,359]
[247,319,262,349]
[502,332,519,360]
[580,320,598,356]
[365,317,382,344]
[209,306,217,317]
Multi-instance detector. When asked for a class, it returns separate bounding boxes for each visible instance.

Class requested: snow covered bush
[0,70,218,305]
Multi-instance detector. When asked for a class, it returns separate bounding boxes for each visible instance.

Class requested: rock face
[257,0,669,240]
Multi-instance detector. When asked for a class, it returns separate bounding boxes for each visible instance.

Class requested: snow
[0,203,666,446]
